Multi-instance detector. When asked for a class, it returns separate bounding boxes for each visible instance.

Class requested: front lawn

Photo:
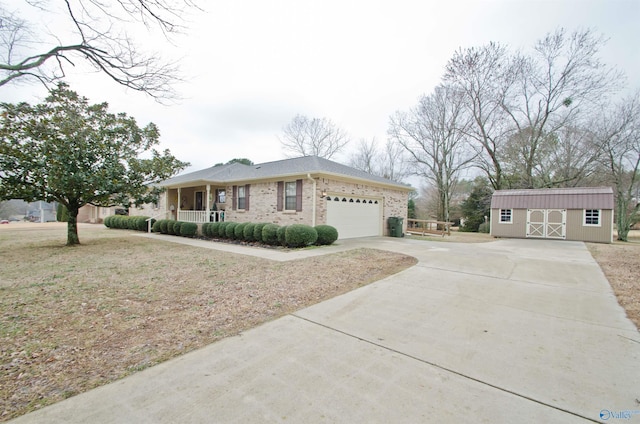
[0,223,416,421]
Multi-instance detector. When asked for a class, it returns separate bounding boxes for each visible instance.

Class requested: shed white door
[326,196,382,239]
[526,209,566,239]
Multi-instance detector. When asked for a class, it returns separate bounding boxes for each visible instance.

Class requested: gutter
[307,173,316,227]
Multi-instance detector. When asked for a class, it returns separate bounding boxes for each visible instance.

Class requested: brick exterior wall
[225,177,409,234]
[315,177,409,235]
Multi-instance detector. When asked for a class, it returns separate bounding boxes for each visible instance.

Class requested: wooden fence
[406,219,453,237]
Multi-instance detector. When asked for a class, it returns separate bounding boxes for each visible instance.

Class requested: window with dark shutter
[295,179,303,212]
[277,181,284,211]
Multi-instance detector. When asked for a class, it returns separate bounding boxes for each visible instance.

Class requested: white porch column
[177,187,181,218]
[206,184,211,222]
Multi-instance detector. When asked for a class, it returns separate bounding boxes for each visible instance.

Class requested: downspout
[307,173,316,227]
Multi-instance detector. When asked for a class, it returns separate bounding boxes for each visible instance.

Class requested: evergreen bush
[152,219,163,233]
[173,221,184,236]
[262,224,279,245]
[277,225,288,246]
[180,222,198,237]
[160,220,171,234]
[285,224,318,247]
[224,222,237,239]
[243,223,256,242]
[234,222,247,240]
[217,222,229,238]
[314,225,338,245]
[201,222,212,237]
[253,223,266,242]
[210,222,221,237]
[167,220,176,235]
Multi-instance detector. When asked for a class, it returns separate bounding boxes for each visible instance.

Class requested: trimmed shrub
[134,216,152,231]
[217,222,229,238]
[126,217,138,230]
[253,223,266,242]
[210,222,221,238]
[173,221,184,236]
[201,222,212,237]
[285,224,318,248]
[277,225,288,246]
[234,222,247,240]
[262,224,279,245]
[152,219,163,233]
[160,220,171,234]
[180,222,198,237]
[224,222,237,239]
[243,223,256,242]
[167,220,176,235]
[315,225,338,245]
[215,222,227,238]
[103,215,113,228]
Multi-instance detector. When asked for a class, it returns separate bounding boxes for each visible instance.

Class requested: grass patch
[0,223,416,421]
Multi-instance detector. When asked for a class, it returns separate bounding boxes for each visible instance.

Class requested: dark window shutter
[296,179,303,212]
[232,185,237,211]
[245,184,250,211]
[277,181,283,211]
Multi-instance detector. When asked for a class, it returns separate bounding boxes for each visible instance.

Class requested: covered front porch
[167,185,226,224]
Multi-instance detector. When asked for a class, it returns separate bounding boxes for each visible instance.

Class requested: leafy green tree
[0,84,189,245]
[214,158,254,166]
[460,177,493,232]
[407,198,417,219]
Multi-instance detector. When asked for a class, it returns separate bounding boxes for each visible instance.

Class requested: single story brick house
[490,187,614,243]
[147,156,411,239]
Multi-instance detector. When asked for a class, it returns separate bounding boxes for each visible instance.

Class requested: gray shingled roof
[491,187,614,209]
[161,156,411,189]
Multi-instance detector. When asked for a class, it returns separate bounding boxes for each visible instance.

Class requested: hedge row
[152,219,198,237]
[201,221,338,247]
[104,215,155,232]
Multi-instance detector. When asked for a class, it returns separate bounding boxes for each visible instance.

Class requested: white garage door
[326,196,382,239]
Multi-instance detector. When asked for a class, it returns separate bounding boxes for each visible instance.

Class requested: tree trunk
[66,206,80,246]
[616,196,631,242]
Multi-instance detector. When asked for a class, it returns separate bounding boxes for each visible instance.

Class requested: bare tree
[349,138,378,174]
[499,28,622,188]
[349,137,411,183]
[537,125,605,187]
[0,1,200,100]
[279,114,350,159]
[595,91,640,241]
[389,84,475,222]
[444,42,515,190]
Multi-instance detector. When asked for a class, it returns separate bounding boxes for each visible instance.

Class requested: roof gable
[161,156,410,190]
[491,187,614,209]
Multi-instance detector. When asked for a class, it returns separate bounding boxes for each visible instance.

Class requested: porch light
[321,189,327,198]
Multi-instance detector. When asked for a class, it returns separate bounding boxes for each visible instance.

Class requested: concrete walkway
[9,237,640,423]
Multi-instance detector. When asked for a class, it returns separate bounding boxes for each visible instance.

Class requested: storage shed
[490,187,614,243]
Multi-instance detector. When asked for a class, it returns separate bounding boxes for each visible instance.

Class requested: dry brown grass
[0,223,416,421]
[2,223,637,421]
[587,230,640,332]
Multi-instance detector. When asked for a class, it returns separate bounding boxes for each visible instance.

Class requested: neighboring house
[490,187,614,243]
[156,156,412,239]
[27,201,57,222]
[77,205,121,224]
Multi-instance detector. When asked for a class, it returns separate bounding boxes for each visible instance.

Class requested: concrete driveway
[9,237,640,423]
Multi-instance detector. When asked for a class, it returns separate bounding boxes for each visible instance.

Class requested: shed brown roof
[491,187,614,210]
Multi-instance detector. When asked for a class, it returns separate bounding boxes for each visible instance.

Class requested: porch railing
[178,210,225,223]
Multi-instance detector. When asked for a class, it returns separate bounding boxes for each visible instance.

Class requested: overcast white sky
[4,0,640,175]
